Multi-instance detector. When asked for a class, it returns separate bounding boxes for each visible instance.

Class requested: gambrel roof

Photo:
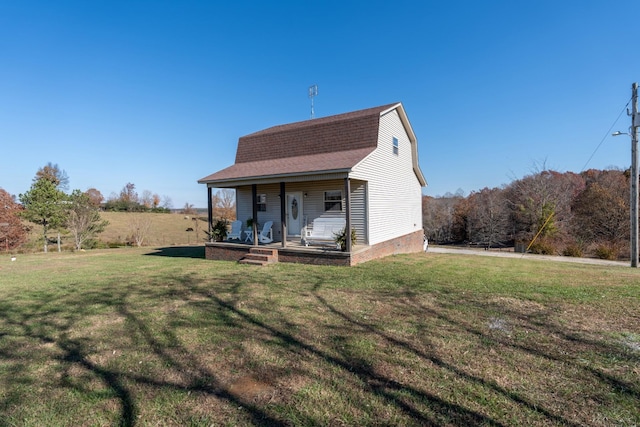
[198,102,426,186]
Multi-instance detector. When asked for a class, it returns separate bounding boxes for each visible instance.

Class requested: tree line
[103,182,173,212]
[1,163,237,253]
[423,166,634,260]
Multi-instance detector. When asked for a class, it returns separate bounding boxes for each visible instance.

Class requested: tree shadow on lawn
[1,268,638,426]
[312,277,640,426]
[144,245,205,259]
[0,275,285,427]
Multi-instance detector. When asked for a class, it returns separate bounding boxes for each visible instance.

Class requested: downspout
[344,177,352,253]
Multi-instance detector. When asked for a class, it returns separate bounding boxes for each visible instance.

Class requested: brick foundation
[204,229,425,266]
[350,229,424,265]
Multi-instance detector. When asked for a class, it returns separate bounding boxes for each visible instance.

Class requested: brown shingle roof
[199,103,400,184]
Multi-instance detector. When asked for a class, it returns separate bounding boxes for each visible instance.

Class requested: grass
[0,248,639,426]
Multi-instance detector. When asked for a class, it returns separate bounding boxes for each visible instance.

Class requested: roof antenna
[308,84,318,119]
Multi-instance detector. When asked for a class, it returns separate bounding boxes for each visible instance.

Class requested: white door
[287,192,303,236]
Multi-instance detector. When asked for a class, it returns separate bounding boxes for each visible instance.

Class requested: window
[324,190,342,211]
[256,194,267,212]
[392,137,399,155]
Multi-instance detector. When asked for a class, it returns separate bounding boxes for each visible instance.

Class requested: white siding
[235,180,368,243]
[351,109,423,245]
[349,180,368,245]
[236,184,282,239]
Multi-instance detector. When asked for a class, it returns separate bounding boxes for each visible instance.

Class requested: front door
[287,192,303,236]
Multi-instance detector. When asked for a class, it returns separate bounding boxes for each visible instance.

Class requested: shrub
[207,219,228,242]
[528,239,557,255]
[334,227,357,251]
[594,244,618,260]
[562,244,583,258]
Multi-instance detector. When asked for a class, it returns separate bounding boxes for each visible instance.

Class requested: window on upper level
[393,137,399,155]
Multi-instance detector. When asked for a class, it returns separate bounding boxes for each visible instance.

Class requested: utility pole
[631,83,639,267]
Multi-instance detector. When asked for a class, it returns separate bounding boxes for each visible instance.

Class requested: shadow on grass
[144,245,205,259]
[1,261,638,426]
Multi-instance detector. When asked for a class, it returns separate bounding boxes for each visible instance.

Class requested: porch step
[239,248,278,266]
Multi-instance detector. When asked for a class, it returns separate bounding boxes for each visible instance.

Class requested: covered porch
[204,176,362,254]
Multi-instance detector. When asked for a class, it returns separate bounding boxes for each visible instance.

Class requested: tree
[119,182,139,211]
[182,202,197,216]
[215,189,236,220]
[0,188,27,251]
[505,165,584,246]
[572,169,629,245]
[161,195,173,210]
[423,194,463,243]
[85,188,104,207]
[141,190,154,209]
[66,190,109,250]
[466,187,511,247]
[34,162,69,191]
[19,179,67,253]
[128,214,152,247]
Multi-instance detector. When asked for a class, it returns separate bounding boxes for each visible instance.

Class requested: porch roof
[198,147,374,186]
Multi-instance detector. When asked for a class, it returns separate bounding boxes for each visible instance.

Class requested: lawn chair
[226,220,243,241]
[257,220,273,244]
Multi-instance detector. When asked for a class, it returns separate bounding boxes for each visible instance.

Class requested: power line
[580,98,632,172]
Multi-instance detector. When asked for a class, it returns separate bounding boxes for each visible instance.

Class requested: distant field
[22,212,211,251]
[99,212,210,246]
[0,249,638,426]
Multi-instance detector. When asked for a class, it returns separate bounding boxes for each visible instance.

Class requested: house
[198,102,427,266]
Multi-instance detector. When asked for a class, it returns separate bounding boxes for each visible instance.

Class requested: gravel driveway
[428,246,629,267]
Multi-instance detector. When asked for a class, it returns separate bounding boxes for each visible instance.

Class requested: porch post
[251,184,258,246]
[344,177,352,252]
[280,182,287,248]
[207,186,213,239]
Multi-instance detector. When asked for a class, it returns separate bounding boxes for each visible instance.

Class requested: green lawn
[1,248,639,426]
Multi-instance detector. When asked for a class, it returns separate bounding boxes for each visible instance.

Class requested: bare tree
[182,202,197,216]
[141,190,154,209]
[128,214,152,247]
[572,169,629,245]
[466,187,510,247]
[423,194,462,243]
[216,189,236,220]
[161,195,173,210]
[34,162,69,191]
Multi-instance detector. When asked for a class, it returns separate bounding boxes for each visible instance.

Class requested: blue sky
[1,1,638,208]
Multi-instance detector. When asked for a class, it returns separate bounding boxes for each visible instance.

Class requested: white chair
[257,221,273,244]
[226,220,243,241]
